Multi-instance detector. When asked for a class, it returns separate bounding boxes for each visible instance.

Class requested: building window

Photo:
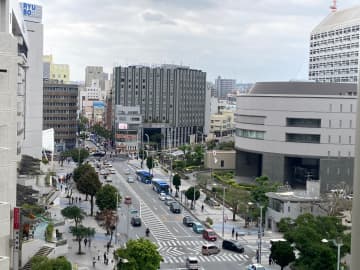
[236,128,265,140]
[286,118,321,128]
[339,120,342,128]
[220,160,224,167]
[286,133,320,144]
[288,206,290,212]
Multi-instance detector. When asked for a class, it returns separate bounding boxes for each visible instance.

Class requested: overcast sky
[36,0,359,83]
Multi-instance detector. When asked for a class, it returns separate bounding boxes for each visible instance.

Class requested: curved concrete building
[235,81,357,192]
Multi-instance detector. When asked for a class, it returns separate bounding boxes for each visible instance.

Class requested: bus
[135,170,152,184]
[152,179,170,194]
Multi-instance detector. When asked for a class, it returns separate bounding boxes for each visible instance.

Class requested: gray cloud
[38,0,360,82]
[142,10,177,25]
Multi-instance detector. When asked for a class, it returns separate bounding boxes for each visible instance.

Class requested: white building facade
[0,0,30,268]
[235,82,357,193]
[21,2,43,159]
[309,6,360,83]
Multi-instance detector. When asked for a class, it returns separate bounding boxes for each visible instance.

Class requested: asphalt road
[101,158,253,270]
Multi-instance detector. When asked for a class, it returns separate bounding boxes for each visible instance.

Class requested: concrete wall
[262,153,285,182]
[21,239,44,267]
[205,150,235,170]
[22,18,43,159]
[319,158,354,193]
[235,150,261,177]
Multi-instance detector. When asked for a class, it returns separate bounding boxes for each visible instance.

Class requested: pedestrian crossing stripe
[161,253,249,264]
[158,240,209,248]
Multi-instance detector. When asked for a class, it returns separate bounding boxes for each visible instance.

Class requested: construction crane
[330,0,337,12]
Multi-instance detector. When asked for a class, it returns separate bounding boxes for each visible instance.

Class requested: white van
[186,257,199,270]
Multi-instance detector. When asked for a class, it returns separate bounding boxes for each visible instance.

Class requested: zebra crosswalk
[162,253,250,264]
[158,240,209,248]
[140,201,176,242]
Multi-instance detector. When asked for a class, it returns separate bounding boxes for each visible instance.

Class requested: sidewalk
[128,159,283,269]
[47,161,117,270]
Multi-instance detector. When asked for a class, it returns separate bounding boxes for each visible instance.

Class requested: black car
[92,151,105,157]
[183,216,194,227]
[222,239,245,253]
[170,202,181,214]
[131,216,142,227]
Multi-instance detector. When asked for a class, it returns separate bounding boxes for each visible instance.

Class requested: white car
[125,168,130,175]
[159,193,166,201]
[127,176,134,183]
[109,168,116,174]
[246,264,266,270]
[100,170,107,175]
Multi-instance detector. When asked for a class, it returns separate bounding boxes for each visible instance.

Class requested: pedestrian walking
[75,197,78,203]
[103,252,107,263]
[235,231,238,240]
[92,257,96,267]
[201,204,204,212]
[84,238,88,247]
[256,249,259,263]
[97,250,100,261]
[60,184,63,191]
[232,227,235,238]
[107,242,110,252]
[79,197,82,203]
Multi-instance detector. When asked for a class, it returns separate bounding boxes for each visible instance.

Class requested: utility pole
[259,205,263,264]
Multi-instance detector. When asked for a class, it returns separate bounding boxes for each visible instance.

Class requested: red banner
[13,207,20,230]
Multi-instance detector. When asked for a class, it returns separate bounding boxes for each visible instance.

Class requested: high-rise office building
[21,2,43,160]
[85,66,107,90]
[215,76,236,98]
[0,0,29,268]
[43,81,78,151]
[113,65,206,151]
[309,6,360,83]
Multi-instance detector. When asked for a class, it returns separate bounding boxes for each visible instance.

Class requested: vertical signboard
[13,207,21,270]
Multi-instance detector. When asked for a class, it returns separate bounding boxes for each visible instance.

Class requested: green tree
[172,174,181,197]
[91,123,111,139]
[283,214,350,270]
[79,115,89,132]
[31,256,71,270]
[146,156,154,174]
[70,225,95,254]
[73,163,94,183]
[62,148,89,165]
[185,186,200,209]
[115,238,162,270]
[61,206,85,228]
[250,175,278,206]
[96,184,119,211]
[226,186,250,221]
[270,241,296,270]
[77,170,102,216]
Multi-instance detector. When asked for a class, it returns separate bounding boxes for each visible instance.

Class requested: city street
[109,158,253,270]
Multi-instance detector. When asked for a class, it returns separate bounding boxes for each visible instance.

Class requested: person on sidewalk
[84,238,88,247]
[201,204,204,212]
[97,250,100,261]
[103,252,107,263]
[235,232,238,240]
[92,257,96,267]
[232,227,235,238]
[106,242,110,252]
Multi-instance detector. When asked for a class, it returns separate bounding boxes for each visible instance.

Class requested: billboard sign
[118,123,128,130]
[20,3,42,22]
[13,207,20,230]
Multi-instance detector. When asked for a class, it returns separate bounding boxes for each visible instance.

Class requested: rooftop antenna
[330,0,337,12]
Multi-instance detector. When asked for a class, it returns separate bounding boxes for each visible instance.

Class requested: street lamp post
[321,238,343,270]
[222,186,225,238]
[248,202,263,264]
